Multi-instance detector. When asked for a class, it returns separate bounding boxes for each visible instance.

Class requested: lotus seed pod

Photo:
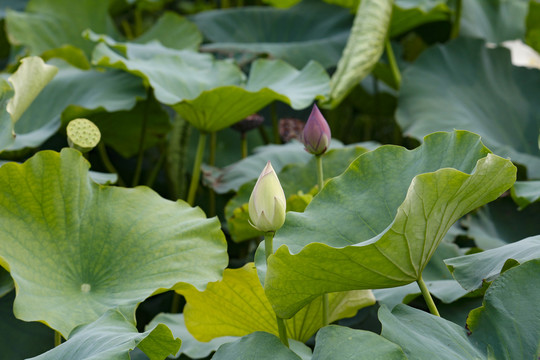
[248,161,286,233]
[67,118,101,153]
[302,104,331,155]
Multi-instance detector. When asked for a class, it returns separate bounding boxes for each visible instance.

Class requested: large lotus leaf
[147,313,238,359]
[133,11,202,50]
[379,305,487,360]
[225,145,365,242]
[92,39,329,132]
[312,325,407,360]
[511,180,540,209]
[190,0,353,69]
[464,197,540,249]
[459,0,530,42]
[324,0,392,108]
[0,292,54,359]
[211,332,302,360]
[466,259,540,359]
[373,242,468,308]
[445,236,540,291]
[181,263,374,343]
[0,148,228,337]
[5,0,120,63]
[264,131,516,318]
[9,59,145,151]
[396,37,540,177]
[30,310,181,360]
[0,56,58,151]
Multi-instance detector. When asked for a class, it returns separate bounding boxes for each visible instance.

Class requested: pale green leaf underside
[265,131,516,318]
[325,0,393,108]
[511,180,540,209]
[396,37,540,177]
[181,263,374,343]
[91,39,329,132]
[0,149,227,337]
[29,310,181,360]
[445,236,540,291]
[312,325,407,360]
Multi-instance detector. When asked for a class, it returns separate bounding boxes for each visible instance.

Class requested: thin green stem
[54,331,62,347]
[145,149,166,188]
[134,7,143,37]
[241,132,248,158]
[417,275,440,317]
[258,126,270,145]
[187,131,207,206]
[450,0,462,39]
[208,132,217,217]
[97,142,126,187]
[270,102,281,144]
[121,20,134,40]
[131,96,151,187]
[385,39,402,89]
[276,315,290,347]
[264,232,289,347]
[315,155,329,325]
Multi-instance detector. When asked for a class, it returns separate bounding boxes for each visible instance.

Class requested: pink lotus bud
[248,161,286,233]
[302,104,331,155]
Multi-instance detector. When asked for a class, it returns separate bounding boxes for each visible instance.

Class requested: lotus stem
[316,155,330,326]
[385,40,401,89]
[187,131,207,206]
[208,131,217,217]
[450,0,462,39]
[241,132,248,158]
[97,142,126,187]
[132,96,151,187]
[271,102,281,144]
[417,275,440,317]
[54,331,62,347]
[276,314,290,347]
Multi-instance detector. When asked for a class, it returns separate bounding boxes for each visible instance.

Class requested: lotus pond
[0,0,539,359]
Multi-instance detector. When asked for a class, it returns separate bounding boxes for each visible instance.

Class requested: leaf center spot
[80,283,91,293]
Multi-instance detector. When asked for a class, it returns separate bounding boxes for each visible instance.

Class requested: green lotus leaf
[9,58,145,151]
[323,0,392,108]
[92,39,329,132]
[0,0,27,19]
[133,11,202,50]
[459,0,530,42]
[464,198,540,250]
[190,0,354,69]
[211,332,302,360]
[264,131,516,318]
[0,292,54,359]
[379,305,487,360]
[312,325,407,360]
[180,263,374,343]
[147,313,238,359]
[445,236,540,291]
[30,309,181,360]
[0,56,58,151]
[5,0,120,63]
[396,37,540,177]
[466,259,540,359]
[225,145,365,242]
[374,242,468,308]
[511,180,540,209]
[0,148,228,337]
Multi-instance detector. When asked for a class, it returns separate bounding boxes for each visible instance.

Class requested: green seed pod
[66,118,101,153]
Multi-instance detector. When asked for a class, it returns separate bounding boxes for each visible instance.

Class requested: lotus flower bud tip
[248,161,286,233]
[302,104,331,155]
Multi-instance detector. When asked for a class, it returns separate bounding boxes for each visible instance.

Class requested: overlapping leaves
[264,131,516,318]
